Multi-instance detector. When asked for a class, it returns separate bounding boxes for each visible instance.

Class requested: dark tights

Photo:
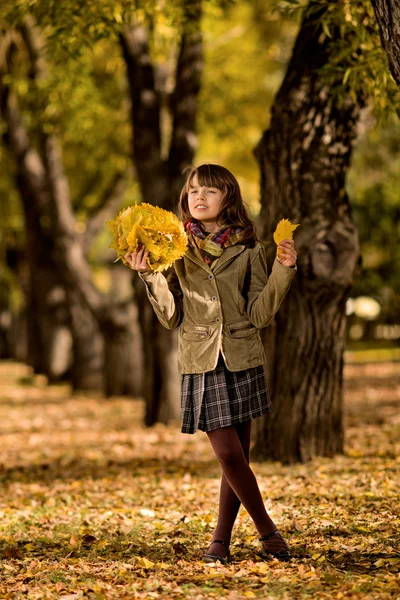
[206,420,279,557]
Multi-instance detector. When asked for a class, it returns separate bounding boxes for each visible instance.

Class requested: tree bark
[120,0,203,425]
[252,4,363,464]
[371,0,400,86]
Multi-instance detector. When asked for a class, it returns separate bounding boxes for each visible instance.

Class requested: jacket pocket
[227,320,257,338]
[180,324,213,341]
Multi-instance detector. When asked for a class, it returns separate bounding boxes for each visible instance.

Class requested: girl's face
[187,173,226,233]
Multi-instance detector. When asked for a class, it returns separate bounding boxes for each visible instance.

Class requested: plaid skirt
[180,351,272,434]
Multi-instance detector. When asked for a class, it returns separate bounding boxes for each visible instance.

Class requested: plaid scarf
[183,219,245,266]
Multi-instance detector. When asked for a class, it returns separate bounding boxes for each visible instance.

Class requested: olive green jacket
[138,233,297,374]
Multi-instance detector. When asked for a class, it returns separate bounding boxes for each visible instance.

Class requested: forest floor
[0,359,399,600]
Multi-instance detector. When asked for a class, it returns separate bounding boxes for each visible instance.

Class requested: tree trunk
[17,176,71,379]
[67,288,104,391]
[371,0,400,86]
[155,325,180,424]
[121,0,203,425]
[134,277,180,425]
[252,4,363,464]
[2,245,28,362]
[102,301,143,397]
[133,277,158,422]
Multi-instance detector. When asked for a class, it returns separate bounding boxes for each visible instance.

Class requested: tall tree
[252,2,365,464]
[120,0,203,424]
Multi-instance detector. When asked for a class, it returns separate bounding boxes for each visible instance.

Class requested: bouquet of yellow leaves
[107,203,188,272]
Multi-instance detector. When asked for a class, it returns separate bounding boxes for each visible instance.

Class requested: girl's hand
[277,239,297,268]
[124,244,152,273]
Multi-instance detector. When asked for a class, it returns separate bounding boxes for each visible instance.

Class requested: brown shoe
[201,539,230,564]
[259,529,291,562]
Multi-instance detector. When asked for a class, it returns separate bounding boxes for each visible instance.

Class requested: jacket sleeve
[137,265,183,330]
[247,244,297,329]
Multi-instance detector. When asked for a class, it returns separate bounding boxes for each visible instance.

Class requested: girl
[125,164,297,563]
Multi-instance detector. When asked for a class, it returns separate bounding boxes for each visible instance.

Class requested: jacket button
[208,274,214,279]
[216,317,221,322]
[211,296,217,301]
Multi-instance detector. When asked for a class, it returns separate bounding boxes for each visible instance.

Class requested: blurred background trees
[0,0,398,462]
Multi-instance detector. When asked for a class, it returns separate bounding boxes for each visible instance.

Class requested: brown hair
[178,164,259,248]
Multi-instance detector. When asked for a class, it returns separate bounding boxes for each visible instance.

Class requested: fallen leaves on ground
[0,361,399,599]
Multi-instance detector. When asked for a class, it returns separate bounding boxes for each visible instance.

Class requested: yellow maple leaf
[253,563,270,574]
[374,558,385,567]
[202,513,213,523]
[273,218,300,258]
[106,203,188,272]
[24,543,35,552]
[136,556,155,569]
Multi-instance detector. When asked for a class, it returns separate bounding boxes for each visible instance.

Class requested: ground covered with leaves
[0,360,399,599]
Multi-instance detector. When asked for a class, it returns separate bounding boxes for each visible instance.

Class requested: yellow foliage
[106,203,188,272]
[202,513,213,523]
[273,218,300,257]
[24,543,35,551]
[136,556,155,569]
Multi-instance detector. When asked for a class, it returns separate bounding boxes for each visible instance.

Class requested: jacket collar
[184,234,246,274]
